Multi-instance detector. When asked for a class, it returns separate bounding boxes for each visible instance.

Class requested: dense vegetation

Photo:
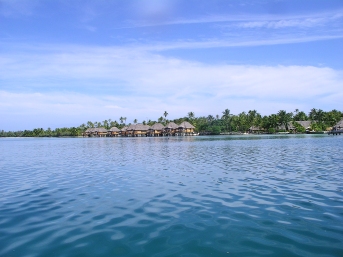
[1,108,342,137]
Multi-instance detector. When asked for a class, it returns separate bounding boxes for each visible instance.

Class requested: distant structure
[83,127,108,137]
[248,121,312,134]
[82,122,196,137]
[328,118,343,135]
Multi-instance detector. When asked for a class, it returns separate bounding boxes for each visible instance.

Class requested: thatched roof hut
[84,127,108,133]
[93,127,108,133]
[165,122,178,129]
[333,118,343,130]
[125,123,150,136]
[149,123,164,131]
[179,121,195,129]
[134,124,150,131]
[126,124,150,131]
[83,127,107,137]
[295,121,311,130]
[109,127,120,132]
[147,123,164,136]
[126,124,135,131]
[84,128,94,133]
[108,127,120,136]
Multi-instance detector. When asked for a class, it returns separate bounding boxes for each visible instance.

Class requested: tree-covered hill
[1,108,341,137]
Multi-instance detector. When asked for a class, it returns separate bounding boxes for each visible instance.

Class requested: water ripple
[0,135,342,256]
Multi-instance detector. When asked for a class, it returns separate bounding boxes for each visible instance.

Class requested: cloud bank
[1,44,342,130]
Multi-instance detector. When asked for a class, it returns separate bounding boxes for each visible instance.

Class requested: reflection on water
[0,135,343,256]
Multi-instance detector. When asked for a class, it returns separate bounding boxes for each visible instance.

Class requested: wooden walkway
[328,130,343,135]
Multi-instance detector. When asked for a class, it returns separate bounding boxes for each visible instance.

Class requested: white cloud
[116,9,343,29]
[109,11,343,50]
[0,44,342,130]
[234,13,343,29]
[236,18,323,29]
[140,34,343,50]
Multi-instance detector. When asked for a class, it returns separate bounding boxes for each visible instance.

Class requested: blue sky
[1,0,343,130]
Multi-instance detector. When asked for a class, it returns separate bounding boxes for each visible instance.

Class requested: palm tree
[119,117,124,124]
[293,111,307,121]
[110,120,118,128]
[87,121,94,128]
[277,110,292,131]
[222,109,231,132]
[237,112,249,132]
[316,109,325,123]
[309,108,317,121]
[207,115,215,124]
[247,110,258,127]
[269,114,279,132]
[163,111,168,124]
[315,109,326,131]
[188,112,195,120]
[123,117,127,125]
[103,119,109,129]
[134,119,137,124]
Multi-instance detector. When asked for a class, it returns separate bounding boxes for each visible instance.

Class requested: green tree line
[1,108,341,137]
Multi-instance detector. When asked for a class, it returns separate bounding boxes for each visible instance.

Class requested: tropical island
[1,108,342,137]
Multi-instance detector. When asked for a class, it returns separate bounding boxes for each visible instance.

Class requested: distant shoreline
[1,108,342,137]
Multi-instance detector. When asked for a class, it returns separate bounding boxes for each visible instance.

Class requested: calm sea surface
[1,135,343,257]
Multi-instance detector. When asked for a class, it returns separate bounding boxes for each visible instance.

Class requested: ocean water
[0,135,342,257]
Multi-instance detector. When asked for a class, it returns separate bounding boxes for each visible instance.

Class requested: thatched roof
[120,126,128,132]
[334,118,343,129]
[109,127,120,132]
[126,124,135,131]
[278,122,295,130]
[135,124,150,131]
[165,122,178,129]
[85,127,107,133]
[94,127,108,133]
[127,124,150,131]
[149,123,164,130]
[295,121,311,129]
[179,121,195,129]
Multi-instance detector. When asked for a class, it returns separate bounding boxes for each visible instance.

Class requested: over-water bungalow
[94,127,108,137]
[178,121,195,135]
[148,123,164,137]
[108,127,120,137]
[332,118,343,131]
[120,126,128,137]
[164,122,178,136]
[83,127,108,137]
[134,124,150,137]
[328,118,343,135]
[126,124,150,137]
[83,128,94,137]
[126,124,135,137]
